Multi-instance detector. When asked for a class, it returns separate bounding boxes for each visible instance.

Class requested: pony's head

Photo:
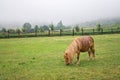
[64,52,71,65]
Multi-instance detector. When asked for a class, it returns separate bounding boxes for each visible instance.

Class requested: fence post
[72,28,74,36]
[81,28,83,35]
[7,30,10,38]
[118,28,120,32]
[93,29,94,35]
[60,29,62,36]
[111,28,113,33]
[35,31,37,37]
[101,28,103,34]
[48,30,50,36]
[18,31,20,37]
[117,27,120,33]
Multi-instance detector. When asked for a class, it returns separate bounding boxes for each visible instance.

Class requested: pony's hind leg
[88,47,95,60]
[76,52,80,64]
[91,47,95,60]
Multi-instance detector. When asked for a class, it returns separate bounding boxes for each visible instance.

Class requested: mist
[0,0,120,27]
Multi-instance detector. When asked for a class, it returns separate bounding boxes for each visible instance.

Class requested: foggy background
[0,0,120,28]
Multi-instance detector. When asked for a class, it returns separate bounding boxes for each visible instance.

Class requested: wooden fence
[0,28,120,38]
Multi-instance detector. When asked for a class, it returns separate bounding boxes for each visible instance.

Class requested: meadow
[0,34,120,80]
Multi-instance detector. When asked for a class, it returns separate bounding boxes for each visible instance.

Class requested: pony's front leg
[76,52,80,65]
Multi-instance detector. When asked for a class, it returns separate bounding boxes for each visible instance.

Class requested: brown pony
[64,36,95,65]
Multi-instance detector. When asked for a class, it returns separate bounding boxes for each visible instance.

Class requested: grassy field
[0,34,120,80]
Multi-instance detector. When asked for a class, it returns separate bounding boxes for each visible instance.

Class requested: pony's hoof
[88,58,90,61]
[92,58,95,60]
[88,58,91,61]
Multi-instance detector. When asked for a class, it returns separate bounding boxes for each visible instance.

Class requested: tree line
[0,22,120,38]
[0,23,103,34]
[0,21,67,34]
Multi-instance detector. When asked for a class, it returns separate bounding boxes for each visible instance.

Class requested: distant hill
[80,17,120,27]
[0,17,120,30]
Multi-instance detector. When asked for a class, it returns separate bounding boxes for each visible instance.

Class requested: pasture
[0,34,120,80]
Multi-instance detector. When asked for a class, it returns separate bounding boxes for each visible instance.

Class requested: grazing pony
[64,36,95,65]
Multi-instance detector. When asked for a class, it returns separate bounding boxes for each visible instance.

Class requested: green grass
[0,34,120,80]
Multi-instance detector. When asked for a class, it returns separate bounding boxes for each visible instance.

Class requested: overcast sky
[0,0,120,26]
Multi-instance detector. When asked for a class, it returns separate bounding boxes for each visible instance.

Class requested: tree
[16,28,21,36]
[56,20,65,30]
[42,25,49,31]
[39,26,44,32]
[23,23,32,33]
[2,28,7,33]
[22,27,26,33]
[8,29,15,33]
[75,25,80,32]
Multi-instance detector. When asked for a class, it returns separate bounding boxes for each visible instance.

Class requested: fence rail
[0,28,120,38]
